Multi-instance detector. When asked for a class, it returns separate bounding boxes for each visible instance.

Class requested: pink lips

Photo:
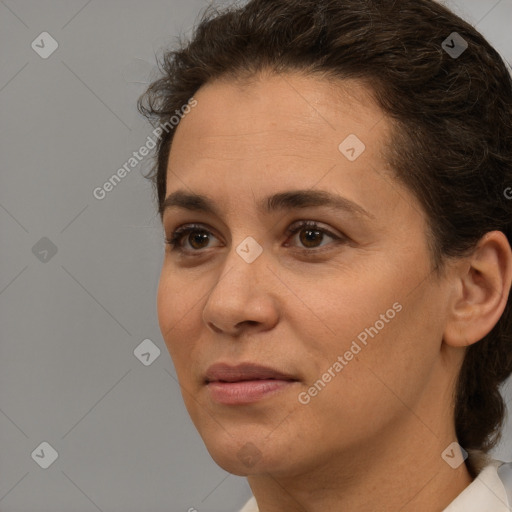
[204,362,298,405]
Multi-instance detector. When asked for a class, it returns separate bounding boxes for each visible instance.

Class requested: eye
[164,220,346,255]
[165,224,221,253]
[284,220,343,250]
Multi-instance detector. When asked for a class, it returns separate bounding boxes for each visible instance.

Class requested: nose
[201,246,280,337]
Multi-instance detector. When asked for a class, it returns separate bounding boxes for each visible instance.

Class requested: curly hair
[138,0,512,476]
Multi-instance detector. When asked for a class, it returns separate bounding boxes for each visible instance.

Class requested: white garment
[238,455,512,512]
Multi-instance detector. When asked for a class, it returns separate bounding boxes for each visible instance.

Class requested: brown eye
[299,226,325,248]
[165,225,221,252]
[286,220,342,250]
[187,230,211,250]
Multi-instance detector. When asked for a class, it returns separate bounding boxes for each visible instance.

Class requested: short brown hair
[138,0,512,474]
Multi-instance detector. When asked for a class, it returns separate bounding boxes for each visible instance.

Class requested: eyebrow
[160,189,374,220]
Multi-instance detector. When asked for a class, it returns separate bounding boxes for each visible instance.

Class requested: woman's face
[157,72,456,476]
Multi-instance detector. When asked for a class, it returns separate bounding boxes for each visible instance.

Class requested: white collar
[238,456,511,512]
[239,495,258,512]
[443,458,511,512]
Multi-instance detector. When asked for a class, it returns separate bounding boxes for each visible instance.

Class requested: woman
[138,0,512,510]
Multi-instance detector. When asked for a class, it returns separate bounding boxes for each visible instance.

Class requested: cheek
[296,252,437,389]
[288,261,403,357]
[157,268,199,362]
[311,278,441,419]
[156,271,174,342]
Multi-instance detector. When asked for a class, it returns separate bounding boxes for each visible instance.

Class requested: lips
[204,362,299,405]
[204,362,297,384]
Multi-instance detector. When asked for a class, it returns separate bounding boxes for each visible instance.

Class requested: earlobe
[443,231,512,348]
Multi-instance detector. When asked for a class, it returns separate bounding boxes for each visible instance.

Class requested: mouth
[204,362,297,383]
[204,362,299,405]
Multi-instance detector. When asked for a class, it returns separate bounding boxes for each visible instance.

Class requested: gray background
[0,0,511,511]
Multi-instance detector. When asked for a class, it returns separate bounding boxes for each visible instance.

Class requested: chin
[200,430,282,476]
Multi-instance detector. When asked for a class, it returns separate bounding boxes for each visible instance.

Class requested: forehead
[164,72,401,222]
[169,72,388,164]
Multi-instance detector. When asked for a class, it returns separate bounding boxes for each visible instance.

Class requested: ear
[443,231,512,348]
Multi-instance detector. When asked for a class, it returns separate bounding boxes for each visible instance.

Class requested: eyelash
[164,220,346,255]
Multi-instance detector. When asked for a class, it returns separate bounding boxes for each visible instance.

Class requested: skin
[156,70,512,512]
